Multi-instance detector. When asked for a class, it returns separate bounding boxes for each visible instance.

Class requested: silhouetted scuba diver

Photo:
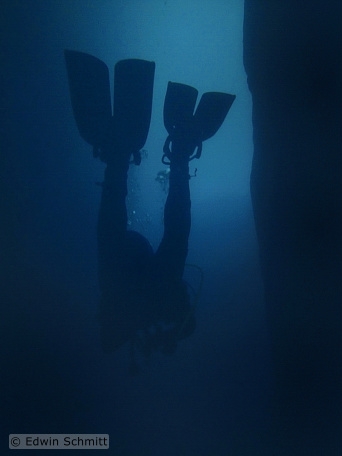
[64,50,235,362]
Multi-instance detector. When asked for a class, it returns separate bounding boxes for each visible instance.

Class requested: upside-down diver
[64,50,235,369]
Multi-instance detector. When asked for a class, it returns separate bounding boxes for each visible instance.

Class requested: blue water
[1,1,273,454]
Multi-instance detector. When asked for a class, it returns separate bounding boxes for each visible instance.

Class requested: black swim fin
[113,59,155,154]
[162,81,235,162]
[64,50,112,151]
[194,92,236,141]
[65,50,155,163]
[163,82,198,135]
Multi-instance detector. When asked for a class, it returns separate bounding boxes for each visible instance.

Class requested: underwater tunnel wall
[243,1,342,453]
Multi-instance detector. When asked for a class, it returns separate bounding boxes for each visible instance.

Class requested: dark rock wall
[243,1,342,453]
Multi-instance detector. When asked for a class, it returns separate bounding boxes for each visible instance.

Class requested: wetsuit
[97,146,194,353]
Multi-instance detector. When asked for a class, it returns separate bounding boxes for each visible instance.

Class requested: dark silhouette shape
[64,51,235,360]
[244,2,342,453]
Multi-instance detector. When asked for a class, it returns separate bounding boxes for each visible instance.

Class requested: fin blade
[64,50,112,148]
[163,82,198,134]
[113,59,155,151]
[194,92,236,141]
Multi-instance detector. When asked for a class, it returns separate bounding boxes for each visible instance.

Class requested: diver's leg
[152,157,196,344]
[97,162,129,290]
[97,161,131,351]
[155,159,191,281]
